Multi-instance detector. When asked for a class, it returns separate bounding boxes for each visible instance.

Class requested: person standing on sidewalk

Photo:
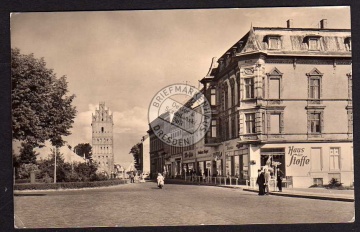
[276,167,284,192]
[264,168,271,195]
[256,169,265,196]
[130,171,135,183]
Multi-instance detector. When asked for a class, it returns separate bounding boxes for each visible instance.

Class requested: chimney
[287,19,293,28]
[320,19,327,29]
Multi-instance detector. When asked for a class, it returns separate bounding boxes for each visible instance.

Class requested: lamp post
[54,147,57,183]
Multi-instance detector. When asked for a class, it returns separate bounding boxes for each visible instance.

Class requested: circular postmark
[148,83,211,147]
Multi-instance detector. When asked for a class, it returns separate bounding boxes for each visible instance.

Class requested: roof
[218,26,351,60]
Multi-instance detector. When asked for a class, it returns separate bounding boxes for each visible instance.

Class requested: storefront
[221,140,250,181]
[182,151,195,176]
[249,142,353,187]
[196,147,214,176]
[170,154,182,178]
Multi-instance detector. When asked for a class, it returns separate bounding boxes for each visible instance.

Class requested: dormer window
[266,35,281,50]
[345,37,351,51]
[309,38,319,50]
[305,35,321,51]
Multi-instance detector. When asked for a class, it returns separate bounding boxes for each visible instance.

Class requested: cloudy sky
[10,6,350,166]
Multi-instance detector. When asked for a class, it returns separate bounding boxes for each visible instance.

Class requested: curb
[243,188,354,202]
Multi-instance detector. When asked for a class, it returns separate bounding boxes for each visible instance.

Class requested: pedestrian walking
[264,168,271,195]
[130,171,135,183]
[256,169,265,195]
[276,167,284,192]
[157,173,165,189]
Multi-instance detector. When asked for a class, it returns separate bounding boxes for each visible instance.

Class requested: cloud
[113,106,149,135]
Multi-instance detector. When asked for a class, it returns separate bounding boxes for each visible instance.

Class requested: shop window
[226,156,232,176]
[234,156,240,177]
[241,154,249,180]
[245,78,254,99]
[210,88,216,106]
[216,159,223,176]
[329,147,341,170]
[313,178,323,186]
[245,113,256,134]
[310,147,322,171]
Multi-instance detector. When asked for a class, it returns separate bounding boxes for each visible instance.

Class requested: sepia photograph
[10,6,354,229]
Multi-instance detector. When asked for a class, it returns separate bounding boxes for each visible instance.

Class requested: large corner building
[149,19,353,188]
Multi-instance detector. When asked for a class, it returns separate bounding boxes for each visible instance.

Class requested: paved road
[14,182,354,228]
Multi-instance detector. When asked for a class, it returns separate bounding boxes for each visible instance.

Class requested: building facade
[149,19,353,188]
[200,19,352,187]
[91,102,115,175]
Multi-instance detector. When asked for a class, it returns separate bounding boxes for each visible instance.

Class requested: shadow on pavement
[14,193,47,197]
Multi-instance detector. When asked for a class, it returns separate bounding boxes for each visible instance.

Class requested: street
[14,182,354,228]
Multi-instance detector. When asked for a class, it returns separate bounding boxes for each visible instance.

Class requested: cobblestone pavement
[14,182,354,228]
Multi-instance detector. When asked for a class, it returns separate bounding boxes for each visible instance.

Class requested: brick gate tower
[91,102,114,175]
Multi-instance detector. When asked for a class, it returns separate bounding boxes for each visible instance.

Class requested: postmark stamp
[148,83,211,147]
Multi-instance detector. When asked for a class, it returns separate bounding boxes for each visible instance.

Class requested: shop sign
[197,149,209,154]
[287,146,310,167]
[184,152,194,158]
[206,162,211,168]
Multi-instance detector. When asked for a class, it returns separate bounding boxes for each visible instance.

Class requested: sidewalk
[164,179,354,202]
[221,184,354,202]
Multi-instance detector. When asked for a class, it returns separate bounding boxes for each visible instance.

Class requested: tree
[129,143,142,171]
[11,48,77,148]
[19,142,38,164]
[37,149,72,182]
[74,143,93,162]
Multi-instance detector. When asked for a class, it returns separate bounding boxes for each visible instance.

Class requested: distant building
[91,102,114,175]
[140,135,150,174]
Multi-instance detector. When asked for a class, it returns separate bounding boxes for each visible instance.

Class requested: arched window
[101,127,104,133]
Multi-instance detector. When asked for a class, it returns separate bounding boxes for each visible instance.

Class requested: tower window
[101,127,104,133]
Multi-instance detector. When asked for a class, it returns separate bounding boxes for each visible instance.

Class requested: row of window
[311,147,346,171]
[210,69,352,110]
[97,155,110,159]
[266,35,351,51]
[208,109,351,138]
[94,138,112,142]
